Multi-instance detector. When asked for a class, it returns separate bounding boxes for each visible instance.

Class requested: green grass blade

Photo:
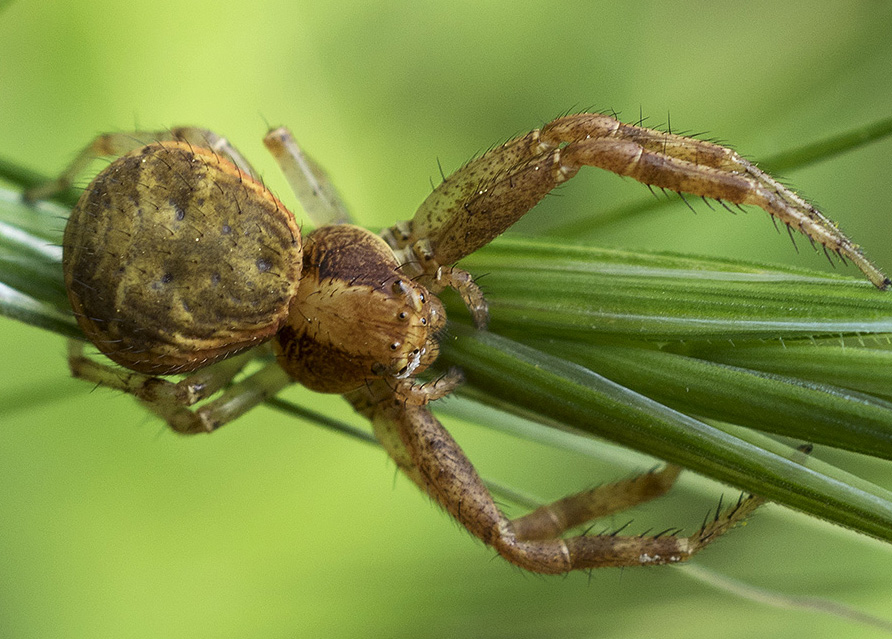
[439,324,892,541]
[0,282,79,337]
[687,340,892,402]
[534,339,892,458]
[460,238,892,340]
[758,114,892,174]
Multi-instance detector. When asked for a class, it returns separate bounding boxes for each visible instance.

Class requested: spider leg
[263,127,353,227]
[543,113,889,289]
[25,127,258,202]
[386,113,888,327]
[392,367,465,406]
[509,464,681,541]
[68,340,292,434]
[348,381,763,574]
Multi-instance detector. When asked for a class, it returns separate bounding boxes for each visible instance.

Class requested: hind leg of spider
[386,113,888,327]
[68,340,292,434]
[24,127,258,202]
[509,464,682,541]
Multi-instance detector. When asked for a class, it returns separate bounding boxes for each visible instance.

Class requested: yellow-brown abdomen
[64,142,302,374]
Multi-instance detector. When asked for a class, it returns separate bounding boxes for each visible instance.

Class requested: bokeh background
[2,1,892,637]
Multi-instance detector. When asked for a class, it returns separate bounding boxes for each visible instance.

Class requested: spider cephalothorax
[274,223,446,396]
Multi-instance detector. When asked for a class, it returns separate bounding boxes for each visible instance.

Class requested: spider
[26,113,889,574]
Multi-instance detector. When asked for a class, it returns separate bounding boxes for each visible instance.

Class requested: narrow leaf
[439,324,892,541]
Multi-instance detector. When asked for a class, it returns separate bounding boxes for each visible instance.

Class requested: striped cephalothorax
[28,113,887,574]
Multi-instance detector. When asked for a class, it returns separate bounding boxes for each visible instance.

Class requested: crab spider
[27,112,885,573]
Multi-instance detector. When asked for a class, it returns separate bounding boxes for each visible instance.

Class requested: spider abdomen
[64,142,302,374]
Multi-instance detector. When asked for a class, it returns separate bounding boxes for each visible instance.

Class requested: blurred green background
[2,1,892,637]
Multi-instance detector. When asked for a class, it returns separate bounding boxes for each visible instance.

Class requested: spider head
[381,277,446,380]
[274,224,446,394]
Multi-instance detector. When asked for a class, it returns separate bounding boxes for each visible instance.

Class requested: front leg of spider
[348,381,762,573]
[384,112,889,326]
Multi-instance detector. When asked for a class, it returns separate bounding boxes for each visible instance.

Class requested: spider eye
[398,311,408,320]
[390,342,400,351]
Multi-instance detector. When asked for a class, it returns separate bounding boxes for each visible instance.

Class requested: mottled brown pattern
[309,224,405,287]
[64,141,302,374]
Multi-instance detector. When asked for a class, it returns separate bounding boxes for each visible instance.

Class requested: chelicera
[27,113,889,574]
